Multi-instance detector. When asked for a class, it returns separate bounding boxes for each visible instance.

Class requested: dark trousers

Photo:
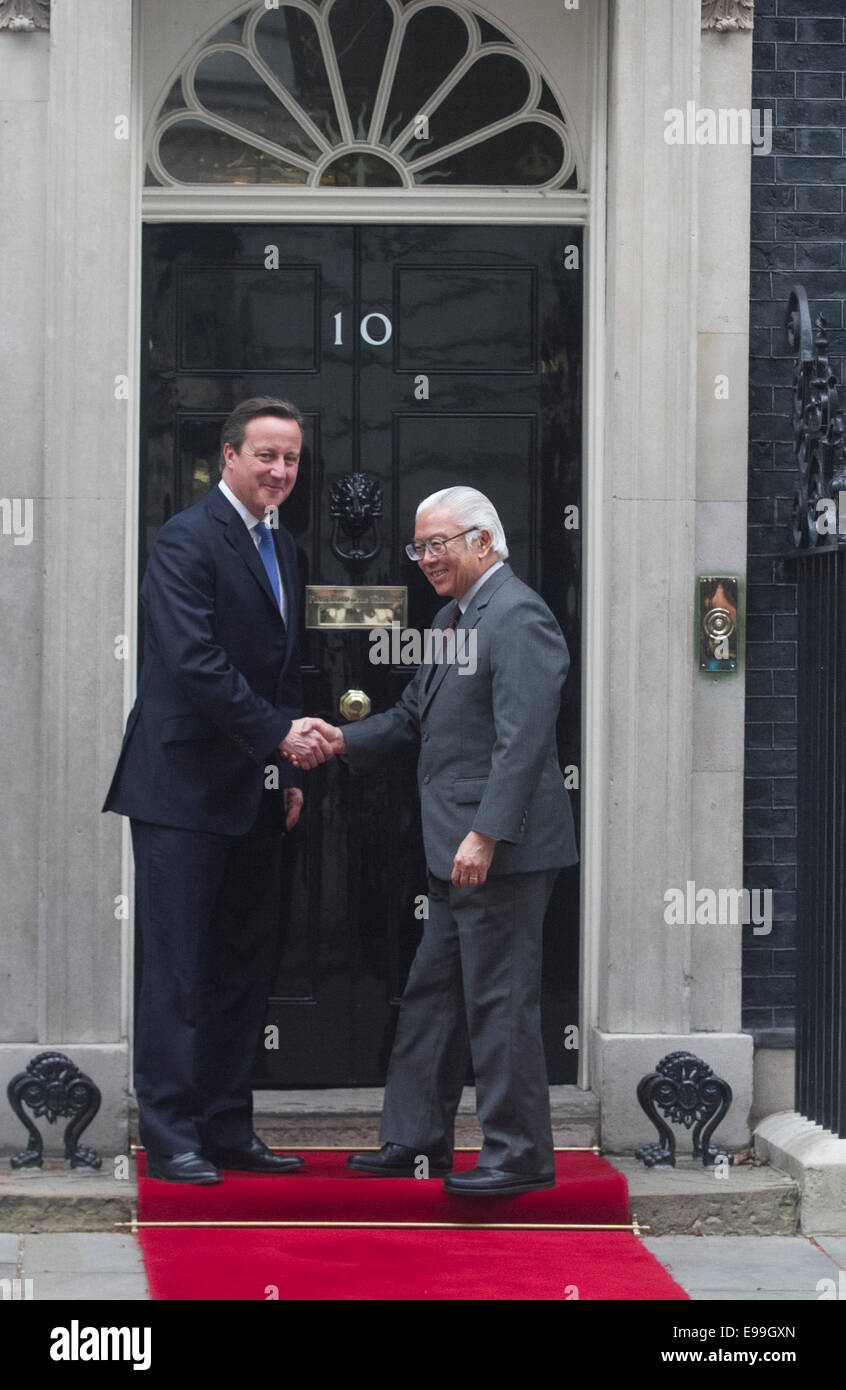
[131,808,283,1157]
[380,867,559,1175]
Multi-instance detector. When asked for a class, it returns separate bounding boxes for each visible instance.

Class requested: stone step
[614,1156,800,1237]
[2,1089,798,1235]
[0,1166,134,1234]
[250,1085,601,1151]
[0,1154,799,1235]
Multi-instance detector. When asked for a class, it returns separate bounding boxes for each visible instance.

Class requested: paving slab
[809,1235,846,1266]
[22,1233,147,1275]
[25,1272,150,1301]
[14,1234,148,1302]
[643,1234,839,1300]
[688,1289,826,1302]
[0,1233,19,1262]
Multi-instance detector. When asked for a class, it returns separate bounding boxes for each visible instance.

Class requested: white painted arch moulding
[142,186,590,222]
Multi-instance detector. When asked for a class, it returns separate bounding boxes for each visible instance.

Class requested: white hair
[415,486,509,560]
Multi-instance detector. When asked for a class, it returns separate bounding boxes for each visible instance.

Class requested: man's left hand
[284,787,304,832]
[452,831,497,888]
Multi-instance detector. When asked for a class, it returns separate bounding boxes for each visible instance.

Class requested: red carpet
[136,1148,628,1225]
[139,1227,686,1301]
[135,1149,688,1301]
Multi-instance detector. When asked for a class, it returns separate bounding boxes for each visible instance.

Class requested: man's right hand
[280,717,346,769]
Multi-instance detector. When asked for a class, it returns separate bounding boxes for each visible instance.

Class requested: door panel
[177,266,322,373]
[394,266,537,373]
[141,220,581,1087]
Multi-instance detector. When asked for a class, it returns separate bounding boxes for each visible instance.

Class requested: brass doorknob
[339,689,371,721]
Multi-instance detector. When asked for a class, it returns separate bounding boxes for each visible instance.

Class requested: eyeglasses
[405,528,479,562]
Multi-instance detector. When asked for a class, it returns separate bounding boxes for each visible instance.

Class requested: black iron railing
[787,285,846,1137]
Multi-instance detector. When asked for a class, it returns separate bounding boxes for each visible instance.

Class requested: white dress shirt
[457,559,504,614]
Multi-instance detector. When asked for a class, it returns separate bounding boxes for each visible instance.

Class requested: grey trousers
[380,866,560,1175]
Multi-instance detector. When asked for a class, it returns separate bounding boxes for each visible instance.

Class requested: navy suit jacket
[103,485,302,836]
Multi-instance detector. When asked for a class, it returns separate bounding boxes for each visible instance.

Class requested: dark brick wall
[745,0,846,1041]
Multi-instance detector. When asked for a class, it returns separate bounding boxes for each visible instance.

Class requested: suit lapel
[419,565,513,718]
[209,486,286,621]
[419,615,457,713]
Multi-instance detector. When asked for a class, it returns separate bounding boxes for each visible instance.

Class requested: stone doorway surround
[591,0,755,1153]
[1,0,765,1172]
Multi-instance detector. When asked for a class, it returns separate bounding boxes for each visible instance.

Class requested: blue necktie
[254,522,282,611]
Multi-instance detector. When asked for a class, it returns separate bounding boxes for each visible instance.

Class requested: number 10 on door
[334,311,393,347]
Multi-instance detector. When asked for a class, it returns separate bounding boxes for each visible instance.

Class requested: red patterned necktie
[423,605,461,694]
[441,603,461,650]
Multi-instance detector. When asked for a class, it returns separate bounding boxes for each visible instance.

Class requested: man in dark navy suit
[104,398,333,1184]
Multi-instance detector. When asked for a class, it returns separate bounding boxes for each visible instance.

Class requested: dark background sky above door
[141,220,581,1085]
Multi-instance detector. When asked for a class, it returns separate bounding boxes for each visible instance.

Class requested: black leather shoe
[346,1142,452,1177]
[443,1166,555,1197]
[145,1150,222,1185]
[202,1136,305,1174]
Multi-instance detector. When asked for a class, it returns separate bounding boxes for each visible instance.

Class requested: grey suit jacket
[342,563,578,880]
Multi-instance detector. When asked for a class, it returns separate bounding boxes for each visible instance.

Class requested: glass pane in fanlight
[328,0,394,138]
[158,119,308,184]
[213,16,247,46]
[319,152,403,187]
[381,6,469,147]
[475,16,512,44]
[160,78,187,119]
[255,6,342,146]
[538,78,566,119]
[400,53,531,159]
[414,121,566,186]
[195,51,321,161]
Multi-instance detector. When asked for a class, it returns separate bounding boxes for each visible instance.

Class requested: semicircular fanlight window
[148,0,578,191]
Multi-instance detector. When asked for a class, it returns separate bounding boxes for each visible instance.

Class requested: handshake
[280,717,346,770]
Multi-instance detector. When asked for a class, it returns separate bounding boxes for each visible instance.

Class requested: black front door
[141,220,582,1086]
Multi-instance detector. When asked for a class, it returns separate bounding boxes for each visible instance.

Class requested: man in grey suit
[288,487,578,1196]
